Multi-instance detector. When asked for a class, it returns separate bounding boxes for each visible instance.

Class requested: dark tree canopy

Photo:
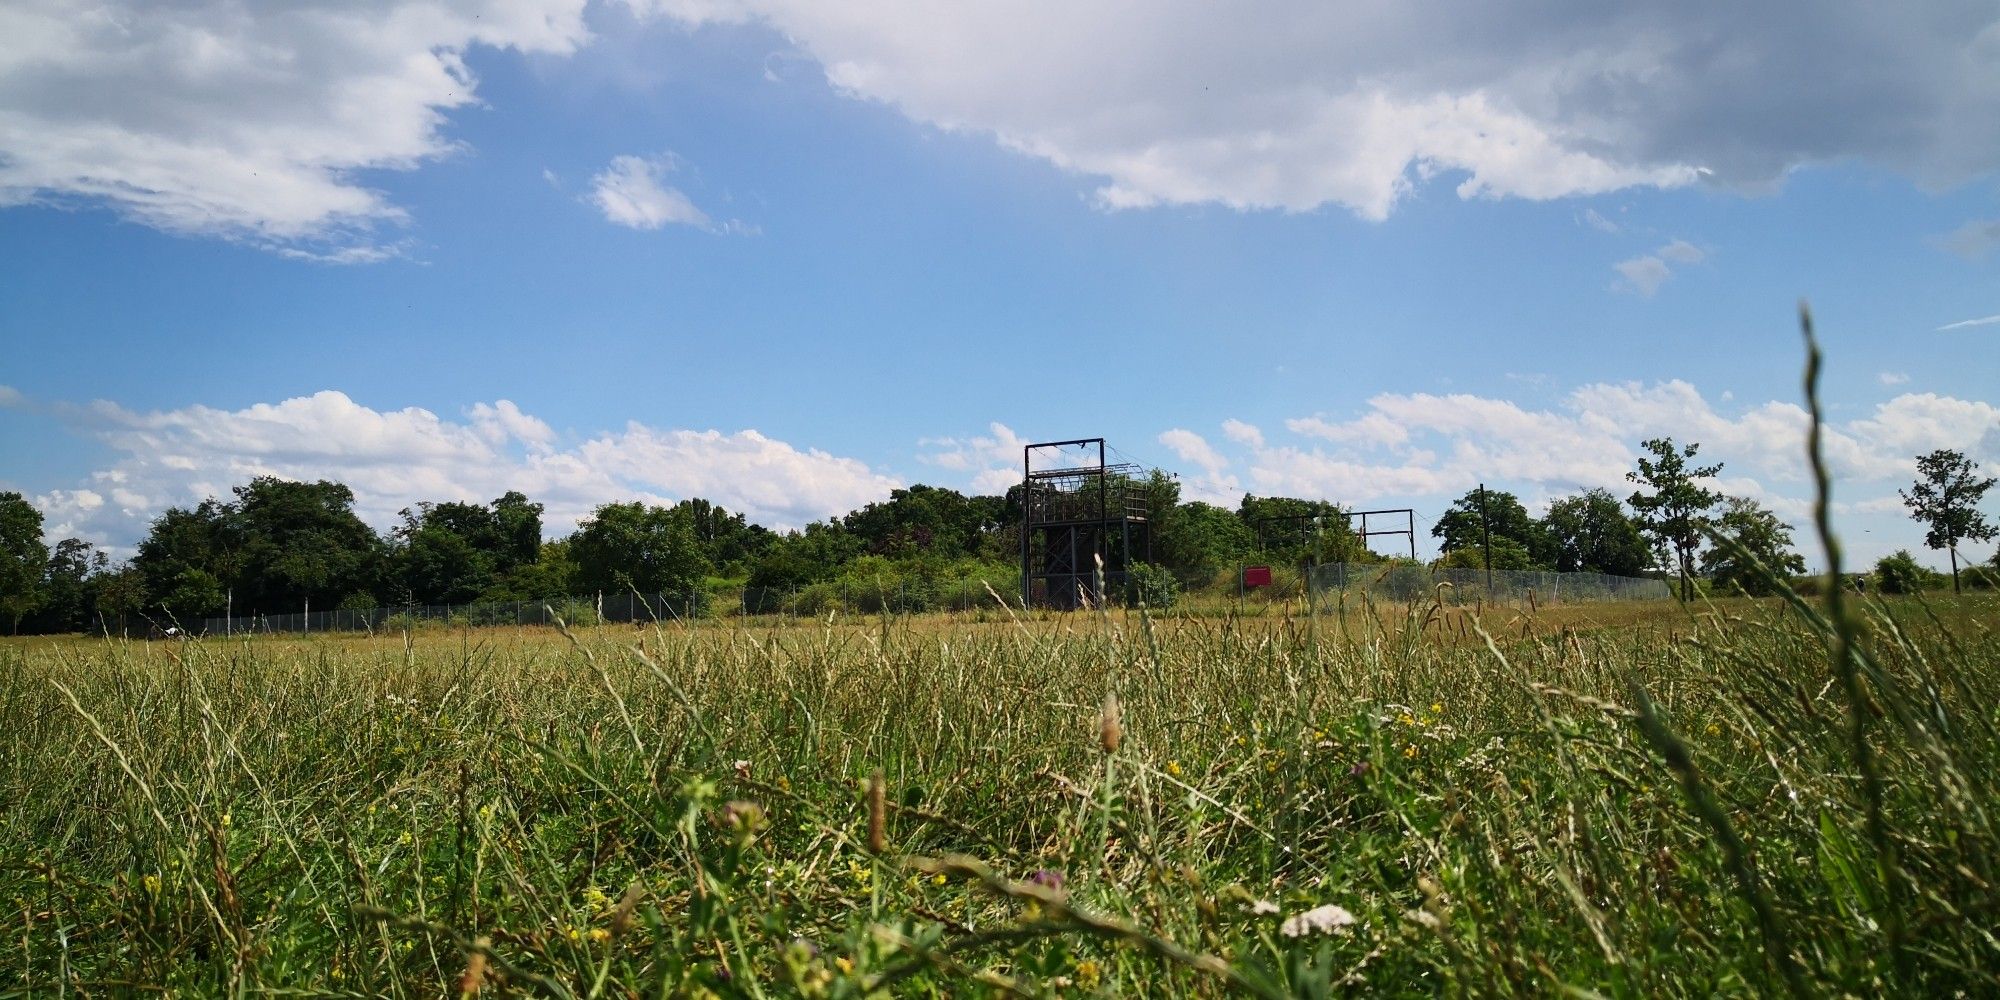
[570,501,711,598]
[0,492,48,634]
[1431,488,1547,567]
[1540,489,1651,576]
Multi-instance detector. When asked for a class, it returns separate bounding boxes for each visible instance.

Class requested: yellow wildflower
[1076,959,1102,987]
[834,956,854,974]
[1166,760,1182,777]
[588,927,611,944]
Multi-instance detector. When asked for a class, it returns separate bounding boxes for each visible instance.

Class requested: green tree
[29,538,108,633]
[1155,500,1255,587]
[1538,488,1651,576]
[842,485,1002,561]
[1431,488,1548,568]
[571,502,711,598]
[1899,449,1997,594]
[133,501,235,622]
[0,492,48,634]
[1700,497,1807,596]
[229,477,383,613]
[91,563,147,634]
[1237,495,1366,566]
[1627,438,1724,601]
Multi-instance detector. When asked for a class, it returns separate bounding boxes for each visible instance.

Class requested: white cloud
[1613,254,1673,297]
[1613,238,1706,296]
[1657,240,1705,264]
[1879,371,1910,386]
[1580,208,1619,233]
[917,421,1029,494]
[1221,419,1264,449]
[1937,313,2000,331]
[24,389,901,551]
[0,0,593,257]
[1157,429,1240,504]
[589,154,713,230]
[639,2,2000,219]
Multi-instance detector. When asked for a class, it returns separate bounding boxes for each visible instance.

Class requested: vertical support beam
[1020,445,1032,608]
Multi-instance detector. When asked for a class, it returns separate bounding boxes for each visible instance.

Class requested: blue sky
[2,2,1997,570]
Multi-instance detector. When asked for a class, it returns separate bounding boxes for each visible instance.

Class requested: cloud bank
[9,389,900,550]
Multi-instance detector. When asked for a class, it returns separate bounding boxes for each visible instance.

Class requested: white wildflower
[1280,904,1356,938]
[1251,899,1281,915]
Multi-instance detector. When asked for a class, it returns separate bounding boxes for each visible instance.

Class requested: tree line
[0,439,1992,633]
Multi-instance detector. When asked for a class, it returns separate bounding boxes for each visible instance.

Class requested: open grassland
[4,592,1999,997]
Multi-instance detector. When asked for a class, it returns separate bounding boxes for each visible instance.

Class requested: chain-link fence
[1300,563,1670,607]
[168,590,708,638]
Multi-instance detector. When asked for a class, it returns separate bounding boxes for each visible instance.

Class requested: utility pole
[1478,483,1493,594]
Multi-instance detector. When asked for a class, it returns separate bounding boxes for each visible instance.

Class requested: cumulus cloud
[1157,429,1240,504]
[1221,419,1265,449]
[639,2,2000,219]
[917,421,1030,494]
[0,0,593,257]
[24,389,900,551]
[589,154,713,230]
[1879,371,1911,386]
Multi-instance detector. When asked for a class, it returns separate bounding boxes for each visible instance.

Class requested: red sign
[1242,565,1272,588]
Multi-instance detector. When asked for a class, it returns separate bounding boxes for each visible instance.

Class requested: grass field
[4,586,1998,997]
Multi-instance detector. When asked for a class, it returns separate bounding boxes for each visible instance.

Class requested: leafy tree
[1538,489,1651,576]
[1899,449,1997,594]
[1155,500,1255,587]
[1237,495,1366,565]
[1700,497,1807,596]
[229,477,383,613]
[747,522,865,592]
[672,498,776,574]
[571,502,711,598]
[133,501,235,622]
[484,540,579,601]
[1431,488,1548,568]
[92,563,147,634]
[0,492,48,634]
[29,538,108,633]
[391,511,496,605]
[1627,438,1724,601]
[842,486,1002,561]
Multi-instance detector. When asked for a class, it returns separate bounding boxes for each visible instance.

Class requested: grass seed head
[867,769,887,854]
[1100,690,1122,754]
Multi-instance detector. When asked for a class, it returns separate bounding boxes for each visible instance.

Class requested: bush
[1874,550,1942,594]
[1125,562,1179,609]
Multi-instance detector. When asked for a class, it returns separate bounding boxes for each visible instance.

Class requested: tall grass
[3,582,1996,996]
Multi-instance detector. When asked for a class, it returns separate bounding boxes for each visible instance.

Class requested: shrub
[1125,562,1180,609]
[1874,550,1942,594]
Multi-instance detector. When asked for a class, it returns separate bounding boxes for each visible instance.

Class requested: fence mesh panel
[1303,563,1671,606]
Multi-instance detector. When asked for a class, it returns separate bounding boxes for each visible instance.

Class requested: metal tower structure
[1019,438,1152,608]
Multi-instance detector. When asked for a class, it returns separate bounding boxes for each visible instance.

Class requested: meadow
[3,585,1997,997]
